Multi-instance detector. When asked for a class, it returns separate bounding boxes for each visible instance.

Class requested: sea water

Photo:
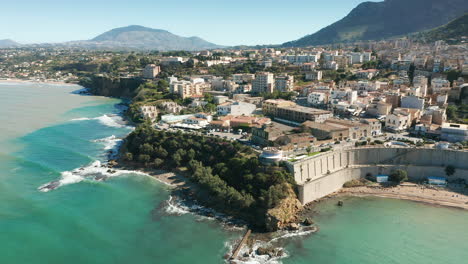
[1,82,468,264]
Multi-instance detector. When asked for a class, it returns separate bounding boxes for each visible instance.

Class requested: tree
[154,158,164,168]
[390,169,408,183]
[445,165,456,177]
[446,105,458,120]
[306,146,312,154]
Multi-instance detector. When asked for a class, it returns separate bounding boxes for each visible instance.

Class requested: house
[251,122,295,147]
[142,64,160,79]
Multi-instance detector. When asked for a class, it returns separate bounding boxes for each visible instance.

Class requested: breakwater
[286,147,468,204]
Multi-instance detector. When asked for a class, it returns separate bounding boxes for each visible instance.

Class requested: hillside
[283,0,468,47]
[413,13,468,44]
[0,39,21,48]
[80,25,221,51]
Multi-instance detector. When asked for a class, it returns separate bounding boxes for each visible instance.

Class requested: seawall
[286,147,468,204]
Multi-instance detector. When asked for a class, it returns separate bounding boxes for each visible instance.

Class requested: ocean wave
[226,226,317,264]
[92,135,123,150]
[70,114,132,129]
[38,160,149,192]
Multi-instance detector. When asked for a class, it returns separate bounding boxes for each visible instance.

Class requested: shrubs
[343,179,367,188]
[120,123,295,228]
[390,169,408,183]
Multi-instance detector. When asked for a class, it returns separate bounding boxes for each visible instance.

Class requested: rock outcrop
[265,185,303,232]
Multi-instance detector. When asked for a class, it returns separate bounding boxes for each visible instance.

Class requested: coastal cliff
[80,75,144,98]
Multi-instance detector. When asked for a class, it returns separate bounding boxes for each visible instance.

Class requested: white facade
[307,92,327,106]
[252,72,275,94]
[401,96,425,110]
[216,101,257,116]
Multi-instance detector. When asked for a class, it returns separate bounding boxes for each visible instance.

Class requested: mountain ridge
[283,0,468,47]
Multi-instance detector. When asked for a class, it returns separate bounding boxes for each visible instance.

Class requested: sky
[0,0,372,46]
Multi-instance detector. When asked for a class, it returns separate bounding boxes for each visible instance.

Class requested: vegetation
[445,165,456,177]
[390,169,408,183]
[343,179,367,188]
[447,104,468,124]
[120,123,296,229]
[413,13,468,44]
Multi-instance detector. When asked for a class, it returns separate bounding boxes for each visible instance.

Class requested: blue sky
[1,0,371,45]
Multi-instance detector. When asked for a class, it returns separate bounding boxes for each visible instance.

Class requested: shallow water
[0,82,239,264]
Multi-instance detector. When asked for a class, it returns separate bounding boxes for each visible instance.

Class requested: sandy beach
[340,184,468,210]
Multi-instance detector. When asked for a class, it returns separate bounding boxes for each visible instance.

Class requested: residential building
[307,92,327,106]
[305,71,322,81]
[252,72,275,94]
[431,78,451,94]
[401,96,425,111]
[139,105,158,122]
[275,75,294,92]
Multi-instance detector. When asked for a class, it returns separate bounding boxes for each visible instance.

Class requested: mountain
[76,25,221,51]
[412,13,468,44]
[283,0,468,47]
[0,39,21,48]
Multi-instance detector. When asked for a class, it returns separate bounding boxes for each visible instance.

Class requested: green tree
[445,165,456,177]
[390,169,408,183]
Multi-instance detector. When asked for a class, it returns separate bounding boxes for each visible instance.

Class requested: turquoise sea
[1,82,468,264]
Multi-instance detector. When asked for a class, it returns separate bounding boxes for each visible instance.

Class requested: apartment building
[275,75,294,92]
[252,72,275,94]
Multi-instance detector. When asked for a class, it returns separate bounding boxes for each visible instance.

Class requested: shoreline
[337,185,468,210]
[0,78,78,86]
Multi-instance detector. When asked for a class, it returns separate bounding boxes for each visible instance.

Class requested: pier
[229,229,251,261]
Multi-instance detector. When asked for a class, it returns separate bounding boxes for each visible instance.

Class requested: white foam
[70,114,132,129]
[164,196,191,215]
[92,135,122,150]
[38,160,150,192]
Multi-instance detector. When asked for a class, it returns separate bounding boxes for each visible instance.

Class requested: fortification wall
[288,148,468,204]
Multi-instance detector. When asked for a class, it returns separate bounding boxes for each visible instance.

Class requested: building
[251,122,295,147]
[431,78,451,94]
[232,73,255,84]
[262,99,332,124]
[170,79,210,99]
[302,118,375,141]
[401,96,425,110]
[440,123,468,142]
[385,112,410,132]
[139,105,158,122]
[216,101,256,116]
[307,92,327,106]
[159,101,184,114]
[142,64,160,79]
[252,72,275,94]
[275,75,294,92]
[305,71,323,81]
[356,69,379,79]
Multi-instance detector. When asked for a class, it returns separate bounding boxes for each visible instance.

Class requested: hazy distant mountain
[412,13,468,44]
[0,39,21,48]
[72,25,221,51]
[283,0,468,47]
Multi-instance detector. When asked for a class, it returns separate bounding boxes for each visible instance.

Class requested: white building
[401,96,425,110]
[216,101,257,116]
[385,112,410,132]
[305,71,323,81]
[232,73,255,84]
[440,123,468,142]
[307,92,327,106]
[431,78,451,94]
[252,72,275,94]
